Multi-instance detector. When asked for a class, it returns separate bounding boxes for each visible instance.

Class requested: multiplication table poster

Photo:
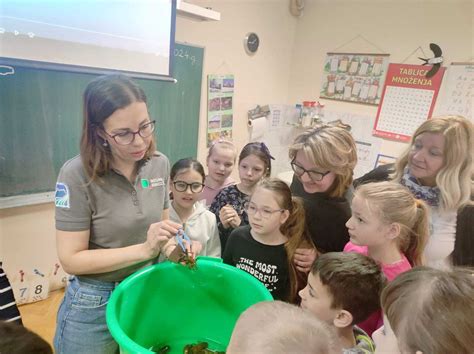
[373,63,445,142]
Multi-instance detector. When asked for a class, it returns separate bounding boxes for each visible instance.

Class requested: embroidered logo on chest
[141,178,164,189]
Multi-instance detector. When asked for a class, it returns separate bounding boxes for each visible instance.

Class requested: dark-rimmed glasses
[291,160,330,182]
[103,120,155,145]
[245,202,285,219]
[173,181,204,193]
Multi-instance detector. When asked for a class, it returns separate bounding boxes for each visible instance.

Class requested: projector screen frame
[0,0,177,82]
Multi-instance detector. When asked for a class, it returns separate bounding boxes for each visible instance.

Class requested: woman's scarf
[400,168,440,207]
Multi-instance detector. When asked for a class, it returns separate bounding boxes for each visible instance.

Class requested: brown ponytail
[283,197,313,303]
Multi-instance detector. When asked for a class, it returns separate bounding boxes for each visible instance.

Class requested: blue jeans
[54,276,119,354]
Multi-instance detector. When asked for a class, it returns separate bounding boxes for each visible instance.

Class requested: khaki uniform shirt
[55,152,170,281]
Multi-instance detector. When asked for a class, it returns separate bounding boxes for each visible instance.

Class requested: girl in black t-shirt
[223,178,311,303]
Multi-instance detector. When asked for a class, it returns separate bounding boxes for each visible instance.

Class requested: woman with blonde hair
[373,266,474,354]
[355,115,473,268]
[288,123,357,272]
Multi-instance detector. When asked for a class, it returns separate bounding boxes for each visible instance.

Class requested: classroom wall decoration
[207,74,234,146]
[9,262,68,305]
[319,53,390,105]
[437,62,473,121]
[373,63,445,142]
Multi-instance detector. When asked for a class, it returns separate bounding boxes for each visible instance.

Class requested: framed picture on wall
[319,53,390,106]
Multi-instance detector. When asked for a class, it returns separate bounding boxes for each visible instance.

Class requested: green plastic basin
[106,257,272,353]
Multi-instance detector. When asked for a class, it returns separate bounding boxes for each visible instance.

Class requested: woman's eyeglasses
[172,181,204,193]
[103,120,156,145]
[290,160,330,182]
[245,202,284,219]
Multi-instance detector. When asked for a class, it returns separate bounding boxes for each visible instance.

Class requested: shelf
[176,1,221,21]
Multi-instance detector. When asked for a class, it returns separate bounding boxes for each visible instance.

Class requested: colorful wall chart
[373,64,445,142]
[207,74,234,146]
[320,53,390,105]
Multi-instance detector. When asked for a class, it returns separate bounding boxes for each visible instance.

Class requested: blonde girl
[201,139,237,206]
[210,142,273,250]
[288,123,357,272]
[223,179,309,303]
[168,158,221,257]
[344,181,429,335]
[374,267,474,354]
[355,116,473,268]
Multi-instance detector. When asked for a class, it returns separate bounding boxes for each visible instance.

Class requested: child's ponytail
[355,181,430,267]
[284,197,314,303]
[281,197,305,242]
[404,199,429,266]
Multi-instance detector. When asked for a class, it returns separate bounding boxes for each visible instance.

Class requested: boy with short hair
[299,252,386,353]
[227,301,341,354]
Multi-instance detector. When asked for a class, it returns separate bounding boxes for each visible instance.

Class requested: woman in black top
[289,123,357,272]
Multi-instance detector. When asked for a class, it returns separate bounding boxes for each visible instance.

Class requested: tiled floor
[18,288,64,347]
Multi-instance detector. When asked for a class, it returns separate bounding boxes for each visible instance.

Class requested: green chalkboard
[0,43,204,203]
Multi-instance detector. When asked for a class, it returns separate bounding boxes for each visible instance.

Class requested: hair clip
[260,142,275,160]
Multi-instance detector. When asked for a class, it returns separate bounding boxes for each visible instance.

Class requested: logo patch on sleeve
[55,183,70,208]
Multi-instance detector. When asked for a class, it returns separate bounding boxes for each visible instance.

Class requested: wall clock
[244,32,259,55]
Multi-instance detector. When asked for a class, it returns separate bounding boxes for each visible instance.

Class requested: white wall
[1,0,472,292]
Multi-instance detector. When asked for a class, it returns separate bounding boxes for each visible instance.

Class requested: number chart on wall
[373,63,445,142]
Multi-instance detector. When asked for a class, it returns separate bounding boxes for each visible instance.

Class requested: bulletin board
[373,63,445,142]
[436,62,473,121]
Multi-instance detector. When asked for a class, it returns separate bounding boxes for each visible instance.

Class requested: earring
[102,140,108,147]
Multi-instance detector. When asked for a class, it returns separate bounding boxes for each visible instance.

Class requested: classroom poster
[320,53,390,105]
[207,74,234,146]
[373,63,445,142]
[436,62,473,121]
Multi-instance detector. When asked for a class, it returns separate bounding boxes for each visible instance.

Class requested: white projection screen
[0,0,176,80]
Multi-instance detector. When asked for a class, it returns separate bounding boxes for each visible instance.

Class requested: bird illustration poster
[319,53,390,105]
[418,43,444,78]
[373,63,445,142]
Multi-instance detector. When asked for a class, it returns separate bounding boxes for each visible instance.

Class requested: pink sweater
[201,176,236,207]
[343,242,412,336]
